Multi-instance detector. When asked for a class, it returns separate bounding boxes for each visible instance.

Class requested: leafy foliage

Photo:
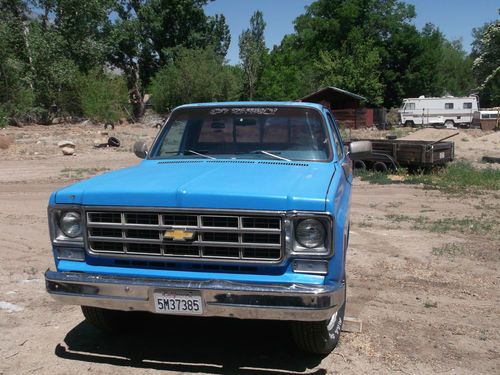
[256,37,317,100]
[239,11,267,100]
[0,0,33,125]
[107,0,231,117]
[472,16,500,107]
[314,30,383,104]
[76,69,129,123]
[0,0,496,125]
[0,0,232,123]
[150,48,242,113]
[254,0,475,107]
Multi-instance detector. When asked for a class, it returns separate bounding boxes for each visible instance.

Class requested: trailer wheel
[444,120,455,128]
[404,120,414,127]
[353,160,366,171]
[373,161,388,173]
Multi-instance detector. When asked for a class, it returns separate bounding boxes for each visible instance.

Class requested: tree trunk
[126,64,145,120]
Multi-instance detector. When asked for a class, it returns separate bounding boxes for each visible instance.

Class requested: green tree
[76,69,129,122]
[401,23,446,98]
[51,0,113,72]
[256,38,317,100]
[315,30,383,104]
[108,0,230,118]
[259,0,475,107]
[206,14,231,58]
[149,47,242,113]
[472,17,500,107]
[0,0,233,123]
[26,21,81,117]
[0,0,33,125]
[239,10,267,100]
[289,0,418,106]
[440,40,475,96]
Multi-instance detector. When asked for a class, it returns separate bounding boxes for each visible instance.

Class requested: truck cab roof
[175,101,327,112]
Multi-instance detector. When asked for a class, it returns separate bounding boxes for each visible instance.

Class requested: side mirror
[349,141,372,159]
[133,141,148,159]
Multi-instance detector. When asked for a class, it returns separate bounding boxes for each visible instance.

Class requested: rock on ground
[61,146,75,155]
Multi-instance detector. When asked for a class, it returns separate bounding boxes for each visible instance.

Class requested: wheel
[404,120,414,127]
[81,306,128,333]
[444,120,455,128]
[107,136,121,147]
[291,285,346,355]
[353,160,366,171]
[432,123,445,129]
[482,156,500,164]
[373,161,388,172]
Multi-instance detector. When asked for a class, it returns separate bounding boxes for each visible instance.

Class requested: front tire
[291,286,346,354]
[81,306,129,333]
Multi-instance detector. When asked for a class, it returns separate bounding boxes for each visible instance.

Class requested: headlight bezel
[48,205,84,245]
[285,212,333,257]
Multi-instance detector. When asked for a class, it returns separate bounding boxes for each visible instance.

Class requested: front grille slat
[163,214,197,226]
[202,216,238,228]
[202,246,240,258]
[202,232,239,243]
[86,211,283,262]
[125,213,159,225]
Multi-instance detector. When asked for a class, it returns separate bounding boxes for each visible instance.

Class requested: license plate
[153,291,203,315]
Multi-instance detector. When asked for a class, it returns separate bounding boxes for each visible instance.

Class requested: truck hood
[55,159,335,211]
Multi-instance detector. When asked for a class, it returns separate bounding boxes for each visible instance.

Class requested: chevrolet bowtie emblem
[163,229,196,241]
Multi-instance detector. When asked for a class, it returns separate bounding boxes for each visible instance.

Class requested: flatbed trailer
[347,138,455,171]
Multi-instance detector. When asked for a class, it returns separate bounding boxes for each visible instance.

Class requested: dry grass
[0,136,13,150]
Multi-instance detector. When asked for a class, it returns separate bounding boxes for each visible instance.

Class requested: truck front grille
[85,210,283,262]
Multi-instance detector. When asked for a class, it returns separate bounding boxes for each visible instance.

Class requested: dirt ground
[0,123,499,374]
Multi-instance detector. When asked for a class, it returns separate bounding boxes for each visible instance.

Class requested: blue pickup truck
[45,102,370,354]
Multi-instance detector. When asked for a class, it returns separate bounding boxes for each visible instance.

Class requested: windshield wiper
[184,150,216,159]
[255,150,291,161]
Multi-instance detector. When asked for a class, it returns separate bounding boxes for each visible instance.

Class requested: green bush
[0,35,35,126]
[150,47,242,113]
[76,70,129,123]
[0,86,36,126]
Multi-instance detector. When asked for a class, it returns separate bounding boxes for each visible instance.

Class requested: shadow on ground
[55,313,326,374]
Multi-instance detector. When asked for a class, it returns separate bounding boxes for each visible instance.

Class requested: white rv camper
[399,96,479,128]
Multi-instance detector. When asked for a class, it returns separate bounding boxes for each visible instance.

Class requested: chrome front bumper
[45,270,345,321]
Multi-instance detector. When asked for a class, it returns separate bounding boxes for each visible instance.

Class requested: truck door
[325,110,351,282]
[325,111,352,183]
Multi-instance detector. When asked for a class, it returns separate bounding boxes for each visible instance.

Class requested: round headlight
[295,219,326,249]
[59,211,82,238]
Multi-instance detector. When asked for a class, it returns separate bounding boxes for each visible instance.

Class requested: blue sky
[205,0,500,64]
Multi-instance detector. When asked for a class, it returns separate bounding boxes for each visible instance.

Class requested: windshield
[150,106,331,161]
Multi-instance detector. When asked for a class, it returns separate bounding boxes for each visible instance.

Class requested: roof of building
[300,87,367,108]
